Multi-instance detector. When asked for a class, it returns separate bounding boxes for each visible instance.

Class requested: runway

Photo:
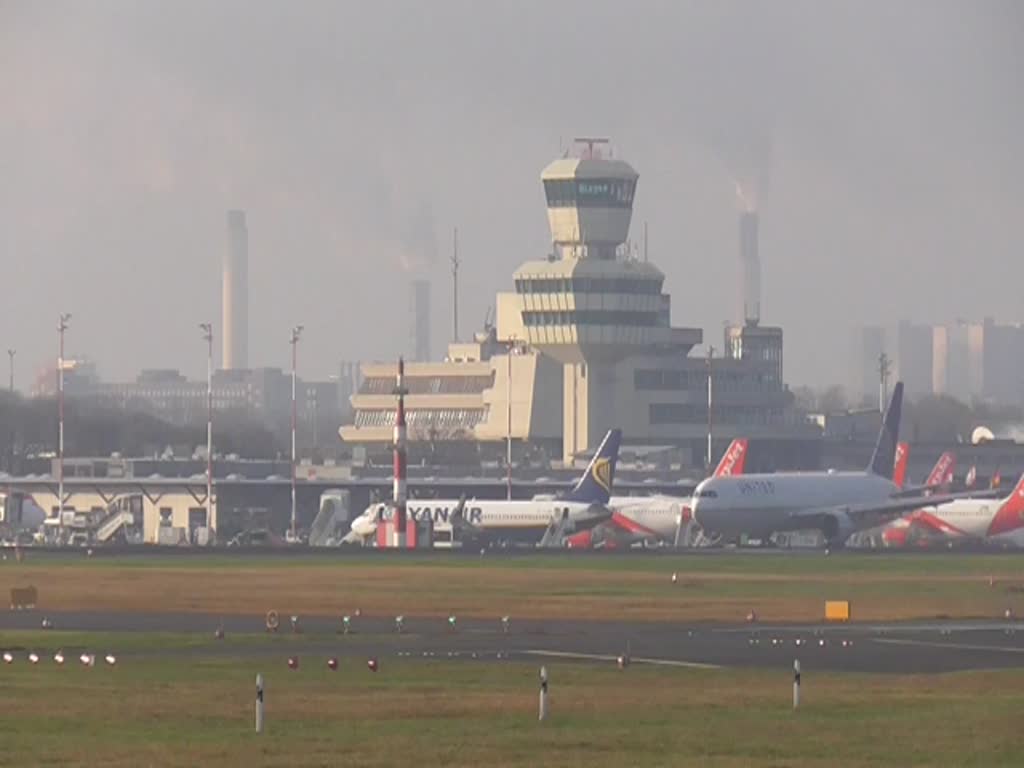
[4,609,1024,674]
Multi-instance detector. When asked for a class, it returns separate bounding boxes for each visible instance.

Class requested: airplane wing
[893,485,1002,500]
[787,490,999,528]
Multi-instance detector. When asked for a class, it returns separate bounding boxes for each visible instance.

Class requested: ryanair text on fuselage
[375,504,485,525]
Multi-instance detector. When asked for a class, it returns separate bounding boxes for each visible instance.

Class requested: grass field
[3,552,1024,623]
[0,630,1022,767]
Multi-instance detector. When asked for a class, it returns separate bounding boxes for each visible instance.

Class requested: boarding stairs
[537,510,575,548]
[96,510,135,543]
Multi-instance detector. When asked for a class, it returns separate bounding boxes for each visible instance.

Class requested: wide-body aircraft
[691,383,984,548]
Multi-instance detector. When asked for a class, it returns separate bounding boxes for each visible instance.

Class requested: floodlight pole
[57,313,71,538]
[290,325,304,541]
[200,323,214,533]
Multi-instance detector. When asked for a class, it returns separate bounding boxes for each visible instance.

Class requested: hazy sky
[2,1,1021,388]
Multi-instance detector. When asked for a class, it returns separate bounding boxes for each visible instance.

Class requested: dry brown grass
[3,557,1024,623]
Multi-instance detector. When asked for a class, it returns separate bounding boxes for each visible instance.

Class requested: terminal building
[341,141,817,468]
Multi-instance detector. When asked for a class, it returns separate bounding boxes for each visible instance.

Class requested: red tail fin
[925,452,956,488]
[965,465,977,488]
[892,442,910,489]
[992,469,1002,489]
[714,439,748,477]
[987,473,1024,536]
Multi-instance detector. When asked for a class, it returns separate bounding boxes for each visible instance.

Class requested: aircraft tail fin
[868,382,903,478]
[892,442,910,489]
[924,452,956,489]
[564,429,621,505]
[713,439,748,477]
[987,473,1024,536]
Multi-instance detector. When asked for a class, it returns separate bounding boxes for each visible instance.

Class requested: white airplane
[879,471,1024,547]
[691,382,982,548]
[566,439,749,549]
[343,429,622,546]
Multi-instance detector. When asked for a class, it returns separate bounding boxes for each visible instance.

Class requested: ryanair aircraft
[343,429,621,546]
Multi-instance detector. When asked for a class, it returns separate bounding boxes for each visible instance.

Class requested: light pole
[7,349,14,392]
[199,323,214,533]
[290,325,304,541]
[706,346,714,468]
[57,313,71,534]
[506,337,514,500]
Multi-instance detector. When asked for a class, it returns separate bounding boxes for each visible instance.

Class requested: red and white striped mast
[392,356,409,546]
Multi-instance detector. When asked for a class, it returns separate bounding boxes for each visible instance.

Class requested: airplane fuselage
[692,471,898,539]
[604,495,690,542]
[348,498,608,542]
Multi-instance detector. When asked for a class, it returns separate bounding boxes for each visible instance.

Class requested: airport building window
[359,374,494,395]
[354,408,486,431]
[522,310,663,327]
[543,178,636,209]
[649,403,787,427]
[515,277,661,295]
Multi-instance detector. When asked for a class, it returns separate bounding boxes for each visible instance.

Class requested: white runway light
[538,666,549,722]
[28,653,39,664]
[255,673,264,734]
[104,655,116,666]
[54,652,65,665]
[2,652,13,664]
[793,659,801,709]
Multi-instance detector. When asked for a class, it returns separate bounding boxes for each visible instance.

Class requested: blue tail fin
[564,429,622,505]
[868,382,903,478]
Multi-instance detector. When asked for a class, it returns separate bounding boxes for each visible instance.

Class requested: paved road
[4,609,1024,674]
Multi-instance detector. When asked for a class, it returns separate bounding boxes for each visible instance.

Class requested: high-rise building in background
[853,326,885,406]
[410,279,431,362]
[897,320,934,398]
[891,318,1024,406]
[223,210,249,370]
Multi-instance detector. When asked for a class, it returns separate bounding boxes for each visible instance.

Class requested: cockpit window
[696,489,718,499]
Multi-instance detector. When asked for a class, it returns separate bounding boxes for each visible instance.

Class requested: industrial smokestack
[734,178,761,326]
[410,279,431,362]
[739,210,760,326]
[223,210,249,369]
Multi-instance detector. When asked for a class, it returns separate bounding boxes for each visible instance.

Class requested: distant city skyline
[2,2,1021,388]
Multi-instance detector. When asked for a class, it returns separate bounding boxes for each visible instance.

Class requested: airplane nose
[691,499,714,532]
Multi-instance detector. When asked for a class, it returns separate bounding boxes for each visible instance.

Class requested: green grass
[0,630,1022,767]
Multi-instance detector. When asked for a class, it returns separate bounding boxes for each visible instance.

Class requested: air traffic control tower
[512,139,702,463]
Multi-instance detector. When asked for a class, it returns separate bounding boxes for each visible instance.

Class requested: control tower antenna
[451,226,460,343]
[573,137,610,160]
